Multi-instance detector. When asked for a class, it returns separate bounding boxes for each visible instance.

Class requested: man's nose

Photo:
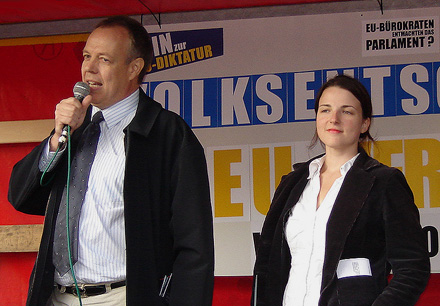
[83,58,97,73]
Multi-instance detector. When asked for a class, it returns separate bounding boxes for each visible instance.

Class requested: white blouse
[283,154,359,306]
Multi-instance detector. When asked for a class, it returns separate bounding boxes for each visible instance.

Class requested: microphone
[58,82,90,145]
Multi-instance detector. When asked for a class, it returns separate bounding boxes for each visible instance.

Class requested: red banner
[0,41,85,121]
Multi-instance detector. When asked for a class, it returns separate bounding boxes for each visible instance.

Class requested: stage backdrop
[1,6,439,277]
[142,6,440,275]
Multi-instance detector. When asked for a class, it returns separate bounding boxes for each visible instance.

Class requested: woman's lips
[327,128,342,133]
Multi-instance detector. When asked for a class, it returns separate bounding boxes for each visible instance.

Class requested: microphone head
[73,81,90,102]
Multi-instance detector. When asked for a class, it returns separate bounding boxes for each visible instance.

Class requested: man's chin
[90,100,104,110]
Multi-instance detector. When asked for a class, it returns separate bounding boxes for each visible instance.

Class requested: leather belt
[57,280,126,298]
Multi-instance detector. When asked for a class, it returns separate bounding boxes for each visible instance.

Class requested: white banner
[145,6,440,275]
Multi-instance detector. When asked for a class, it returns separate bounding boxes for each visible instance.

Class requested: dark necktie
[53,111,104,276]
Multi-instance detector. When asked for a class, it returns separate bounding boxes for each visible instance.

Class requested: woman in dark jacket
[252,75,430,306]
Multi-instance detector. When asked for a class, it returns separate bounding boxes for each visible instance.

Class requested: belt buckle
[72,284,88,298]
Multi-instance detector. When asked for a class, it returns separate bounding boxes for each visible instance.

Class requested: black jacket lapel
[321,152,377,294]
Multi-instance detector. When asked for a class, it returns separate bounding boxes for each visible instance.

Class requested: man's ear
[128,58,145,81]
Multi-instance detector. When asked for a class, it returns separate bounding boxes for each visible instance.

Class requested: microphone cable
[40,126,83,306]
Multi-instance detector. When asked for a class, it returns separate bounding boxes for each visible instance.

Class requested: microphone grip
[58,82,90,145]
[57,97,81,145]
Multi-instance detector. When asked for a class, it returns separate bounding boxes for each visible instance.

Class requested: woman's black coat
[252,149,430,306]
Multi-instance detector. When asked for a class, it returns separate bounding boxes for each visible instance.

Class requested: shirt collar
[92,89,139,128]
[308,153,360,179]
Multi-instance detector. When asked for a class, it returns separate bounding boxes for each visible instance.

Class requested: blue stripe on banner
[143,61,440,129]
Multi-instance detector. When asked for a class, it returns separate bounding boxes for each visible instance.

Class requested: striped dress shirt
[40,90,139,286]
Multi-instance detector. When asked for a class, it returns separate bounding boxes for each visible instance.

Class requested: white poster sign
[145,6,440,275]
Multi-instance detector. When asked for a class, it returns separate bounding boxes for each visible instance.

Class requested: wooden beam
[0,33,89,47]
[0,119,53,144]
[0,224,43,252]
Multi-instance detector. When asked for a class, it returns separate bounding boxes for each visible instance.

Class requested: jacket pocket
[336,276,377,306]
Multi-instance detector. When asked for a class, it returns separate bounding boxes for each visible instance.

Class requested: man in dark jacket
[8,16,214,306]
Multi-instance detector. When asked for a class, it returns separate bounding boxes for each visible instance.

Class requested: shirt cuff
[38,136,65,172]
